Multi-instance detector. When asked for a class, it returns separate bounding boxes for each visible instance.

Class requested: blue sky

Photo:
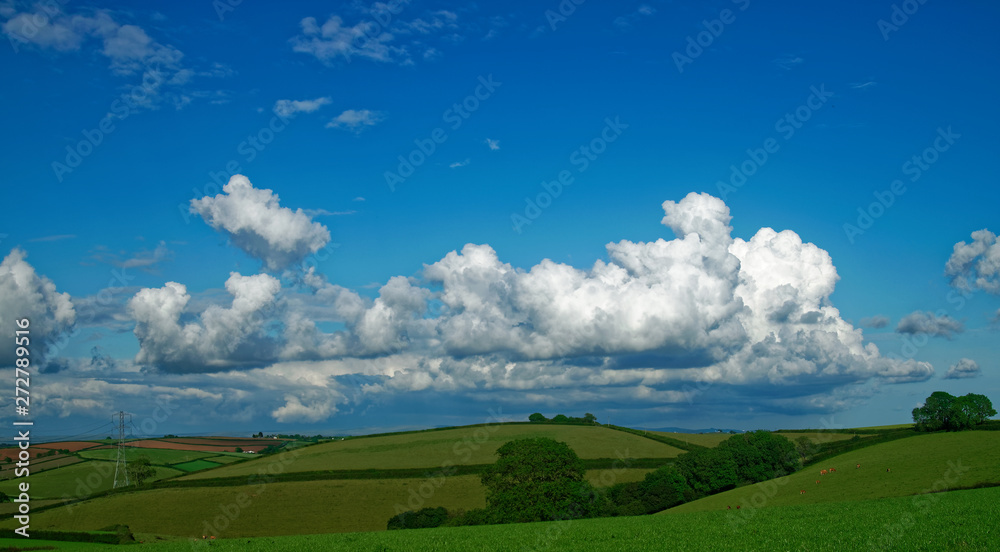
[1,0,998,440]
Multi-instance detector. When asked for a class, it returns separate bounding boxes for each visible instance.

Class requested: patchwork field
[180,425,683,480]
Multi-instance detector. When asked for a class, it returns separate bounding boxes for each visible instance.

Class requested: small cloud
[449,159,470,169]
[485,138,500,151]
[944,358,981,379]
[326,109,385,133]
[614,4,657,30]
[860,315,890,329]
[353,197,366,202]
[772,55,804,70]
[850,81,877,90]
[29,234,76,242]
[273,97,331,118]
[896,311,964,339]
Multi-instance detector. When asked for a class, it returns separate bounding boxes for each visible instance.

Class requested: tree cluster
[388,430,802,530]
[912,392,996,431]
[528,413,597,424]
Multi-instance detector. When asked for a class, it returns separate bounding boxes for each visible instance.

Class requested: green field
[666,430,1000,513]
[204,455,246,464]
[0,461,184,500]
[17,476,488,537]
[774,431,871,444]
[180,425,683,479]
[0,537,115,550]
[124,486,1000,551]
[173,459,223,472]
[649,431,732,447]
[78,447,215,465]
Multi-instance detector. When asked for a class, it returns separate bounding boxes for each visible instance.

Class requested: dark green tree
[717,430,799,484]
[674,447,737,497]
[552,414,570,423]
[636,465,690,512]
[583,413,597,424]
[913,392,995,431]
[387,507,449,530]
[127,455,156,486]
[0,491,9,503]
[528,412,547,422]
[480,438,603,523]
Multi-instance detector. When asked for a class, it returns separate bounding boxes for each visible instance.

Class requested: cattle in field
[829,468,836,473]
[800,489,806,495]
[857,463,861,469]
[820,469,828,475]
[815,480,820,484]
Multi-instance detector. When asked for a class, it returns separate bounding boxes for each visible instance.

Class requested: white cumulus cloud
[946,229,1000,294]
[0,248,76,368]
[190,175,331,272]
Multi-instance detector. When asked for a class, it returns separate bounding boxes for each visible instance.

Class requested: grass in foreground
[131,486,1000,551]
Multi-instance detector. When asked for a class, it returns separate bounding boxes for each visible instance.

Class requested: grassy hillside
[666,430,1000,514]
[0,460,183,499]
[132,486,1000,551]
[18,476,488,537]
[179,424,682,480]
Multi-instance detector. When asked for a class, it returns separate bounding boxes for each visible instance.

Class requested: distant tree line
[388,431,800,529]
[912,392,995,431]
[528,413,598,424]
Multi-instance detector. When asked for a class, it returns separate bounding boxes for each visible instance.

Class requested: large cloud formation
[127,272,281,372]
[129,192,934,419]
[0,249,76,368]
[190,175,331,271]
[946,229,1000,294]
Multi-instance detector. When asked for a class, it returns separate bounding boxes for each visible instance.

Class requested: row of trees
[912,392,995,431]
[388,431,800,529]
[528,413,597,424]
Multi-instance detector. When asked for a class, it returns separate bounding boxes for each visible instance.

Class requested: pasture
[0,460,183,499]
[179,424,683,480]
[18,476,489,537]
[126,486,1000,551]
[666,430,1000,513]
[77,447,216,465]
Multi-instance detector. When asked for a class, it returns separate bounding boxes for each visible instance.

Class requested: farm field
[17,476,489,537]
[78,447,216,465]
[666,430,1000,514]
[649,431,731,447]
[773,431,871,444]
[180,424,683,479]
[0,460,184,499]
[173,459,223,472]
[133,486,1000,551]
